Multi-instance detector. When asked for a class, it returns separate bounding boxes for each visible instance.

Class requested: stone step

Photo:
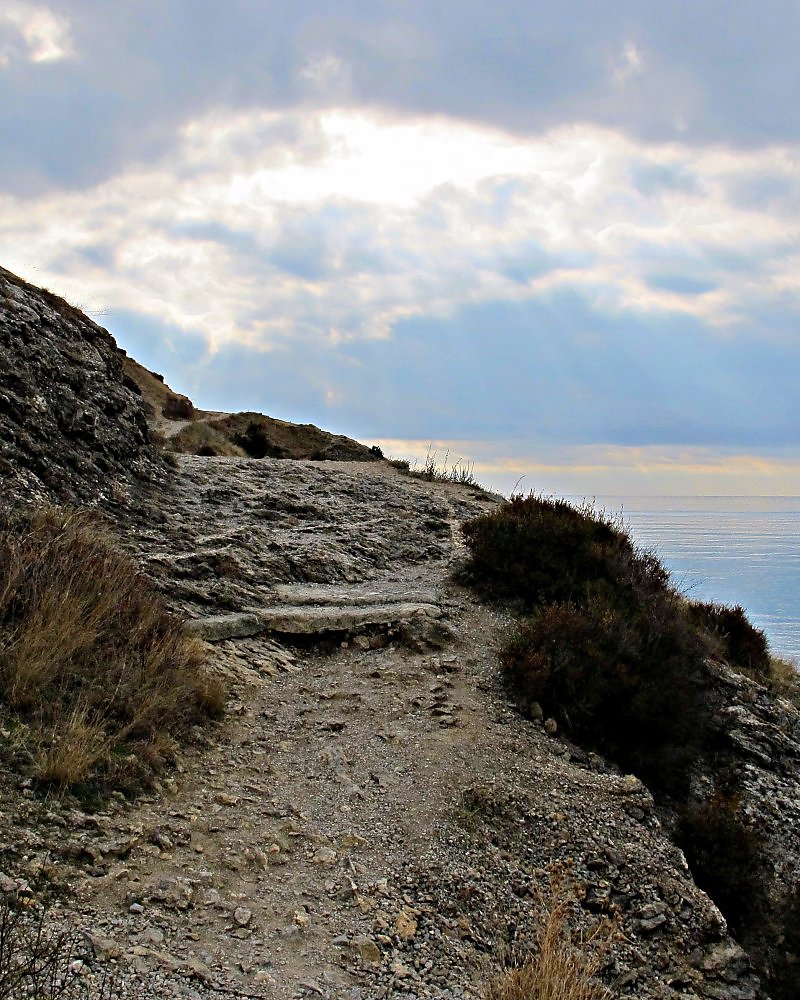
[185,602,441,641]
[272,584,440,607]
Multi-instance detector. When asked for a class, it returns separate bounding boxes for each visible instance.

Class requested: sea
[563,496,800,664]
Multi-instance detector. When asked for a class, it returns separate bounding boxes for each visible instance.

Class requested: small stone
[390,958,412,978]
[129,903,144,914]
[138,927,165,947]
[233,906,252,927]
[395,909,418,939]
[183,956,213,982]
[203,888,222,907]
[313,847,338,865]
[83,931,122,961]
[215,792,239,806]
[352,935,381,964]
[294,908,311,928]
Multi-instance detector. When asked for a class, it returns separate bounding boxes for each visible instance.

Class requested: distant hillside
[121,357,383,464]
[0,266,382,507]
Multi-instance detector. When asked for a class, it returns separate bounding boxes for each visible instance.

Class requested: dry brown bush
[0,505,226,791]
[0,878,115,998]
[486,874,614,1000]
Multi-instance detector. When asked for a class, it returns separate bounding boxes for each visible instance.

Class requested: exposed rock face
[691,660,800,989]
[0,267,163,504]
[160,391,194,420]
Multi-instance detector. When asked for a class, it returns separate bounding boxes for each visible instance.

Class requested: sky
[2,1,799,496]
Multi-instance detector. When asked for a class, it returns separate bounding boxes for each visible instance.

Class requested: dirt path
[2,458,761,999]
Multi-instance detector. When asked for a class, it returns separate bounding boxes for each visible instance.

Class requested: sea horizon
[558,493,800,664]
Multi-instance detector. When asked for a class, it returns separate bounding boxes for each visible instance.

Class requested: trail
[4,458,759,999]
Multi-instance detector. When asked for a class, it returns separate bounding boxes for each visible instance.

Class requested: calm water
[563,496,800,663]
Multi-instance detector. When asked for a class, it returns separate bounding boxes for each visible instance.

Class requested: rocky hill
[0,266,164,506]
[1,270,799,999]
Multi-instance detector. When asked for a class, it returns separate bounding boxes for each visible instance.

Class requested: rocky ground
[1,456,765,1000]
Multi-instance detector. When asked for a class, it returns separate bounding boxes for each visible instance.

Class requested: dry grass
[400,448,484,488]
[166,421,246,457]
[764,655,800,706]
[486,875,614,1000]
[0,505,226,792]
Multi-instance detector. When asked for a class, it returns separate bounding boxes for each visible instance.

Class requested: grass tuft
[397,448,484,488]
[166,421,246,457]
[486,873,614,1000]
[0,505,226,793]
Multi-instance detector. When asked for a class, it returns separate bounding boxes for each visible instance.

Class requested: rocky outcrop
[686,660,800,990]
[0,267,164,505]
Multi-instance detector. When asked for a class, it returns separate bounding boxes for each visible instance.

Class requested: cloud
[0,1,74,64]
[612,42,645,84]
[5,107,800,352]
[2,2,800,195]
[299,52,354,99]
[2,104,799,466]
[375,440,800,499]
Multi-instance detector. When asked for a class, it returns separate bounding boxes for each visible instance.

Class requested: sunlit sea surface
[562,496,800,663]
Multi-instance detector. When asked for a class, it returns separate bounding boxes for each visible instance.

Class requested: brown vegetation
[0,878,114,998]
[165,421,246,457]
[0,505,225,792]
[486,874,613,1000]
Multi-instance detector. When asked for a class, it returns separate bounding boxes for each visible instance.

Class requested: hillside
[1,270,798,999]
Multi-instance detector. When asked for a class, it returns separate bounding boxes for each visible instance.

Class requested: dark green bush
[500,593,711,794]
[234,422,284,459]
[463,495,791,993]
[461,495,668,608]
[687,601,770,677]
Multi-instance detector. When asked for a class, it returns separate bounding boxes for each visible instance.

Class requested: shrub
[461,495,668,608]
[677,792,768,939]
[167,421,245,457]
[0,877,115,998]
[234,421,283,459]
[687,602,770,678]
[0,506,226,792]
[500,593,711,794]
